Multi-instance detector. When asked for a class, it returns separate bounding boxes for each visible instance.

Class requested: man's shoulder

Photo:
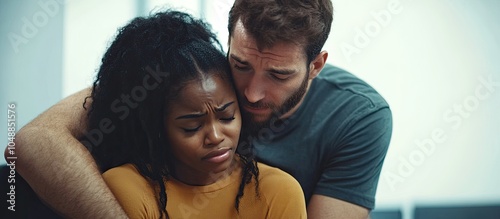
[316,64,374,93]
[317,63,352,79]
[314,64,389,109]
[318,63,345,74]
[302,64,391,136]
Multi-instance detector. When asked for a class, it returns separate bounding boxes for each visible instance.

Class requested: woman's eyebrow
[215,101,235,112]
[175,101,234,119]
[175,113,206,120]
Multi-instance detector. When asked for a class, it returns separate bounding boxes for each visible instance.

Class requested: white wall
[62,0,136,96]
[62,0,204,97]
[326,0,500,217]
[1,1,499,218]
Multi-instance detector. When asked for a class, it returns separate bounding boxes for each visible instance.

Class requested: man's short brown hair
[228,0,333,64]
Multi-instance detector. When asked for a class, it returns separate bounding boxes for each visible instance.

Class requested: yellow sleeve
[102,164,162,219]
[258,164,307,219]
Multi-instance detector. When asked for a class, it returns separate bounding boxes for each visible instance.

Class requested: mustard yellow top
[103,161,306,219]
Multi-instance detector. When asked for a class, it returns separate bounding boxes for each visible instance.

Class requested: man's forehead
[232,19,248,40]
[230,20,256,49]
[230,40,304,63]
[229,19,306,64]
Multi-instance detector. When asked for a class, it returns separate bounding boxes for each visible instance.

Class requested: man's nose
[243,74,266,103]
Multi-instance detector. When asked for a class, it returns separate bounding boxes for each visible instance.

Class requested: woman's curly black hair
[84,10,259,218]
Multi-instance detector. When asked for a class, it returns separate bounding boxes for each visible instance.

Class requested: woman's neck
[173,158,238,186]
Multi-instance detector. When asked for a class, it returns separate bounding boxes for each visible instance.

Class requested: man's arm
[307,106,392,219]
[4,88,128,218]
[307,195,369,219]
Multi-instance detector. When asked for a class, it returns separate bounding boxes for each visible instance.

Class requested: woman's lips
[202,148,232,163]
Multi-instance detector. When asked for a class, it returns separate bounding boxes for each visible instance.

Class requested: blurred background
[1,0,499,218]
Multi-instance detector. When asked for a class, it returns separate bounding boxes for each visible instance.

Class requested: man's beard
[240,72,309,136]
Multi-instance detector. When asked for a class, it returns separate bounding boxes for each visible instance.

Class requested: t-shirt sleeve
[314,107,392,210]
[260,165,307,219]
[102,164,162,219]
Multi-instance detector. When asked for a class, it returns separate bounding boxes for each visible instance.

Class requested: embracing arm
[307,107,393,219]
[4,88,127,219]
[307,195,369,219]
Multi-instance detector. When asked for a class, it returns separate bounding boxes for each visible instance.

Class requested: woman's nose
[204,122,224,147]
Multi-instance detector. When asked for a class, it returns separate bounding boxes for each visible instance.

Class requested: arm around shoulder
[4,88,127,219]
[308,107,392,218]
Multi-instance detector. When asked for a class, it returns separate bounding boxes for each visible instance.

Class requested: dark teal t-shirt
[252,64,392,210]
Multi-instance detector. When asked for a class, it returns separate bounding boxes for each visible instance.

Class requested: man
[6,0,392,218]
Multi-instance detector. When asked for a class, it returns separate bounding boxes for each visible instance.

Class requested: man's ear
[308,51,328,79]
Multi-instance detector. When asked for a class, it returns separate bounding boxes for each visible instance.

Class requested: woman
[85,10,306,218]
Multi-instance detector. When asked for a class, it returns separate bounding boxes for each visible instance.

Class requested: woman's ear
[308,51,328,79]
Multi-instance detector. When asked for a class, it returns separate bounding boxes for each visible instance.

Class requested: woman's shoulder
[102,163,161,218]
[255,162,303,194]
[102,163,154,192]
[254,162,307,218]
[102,163,143,181]
[257,162,296,180]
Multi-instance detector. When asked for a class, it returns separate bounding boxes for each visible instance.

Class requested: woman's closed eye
[183,125,201,132]
[182,114,234,132]
[220,116,235,122]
